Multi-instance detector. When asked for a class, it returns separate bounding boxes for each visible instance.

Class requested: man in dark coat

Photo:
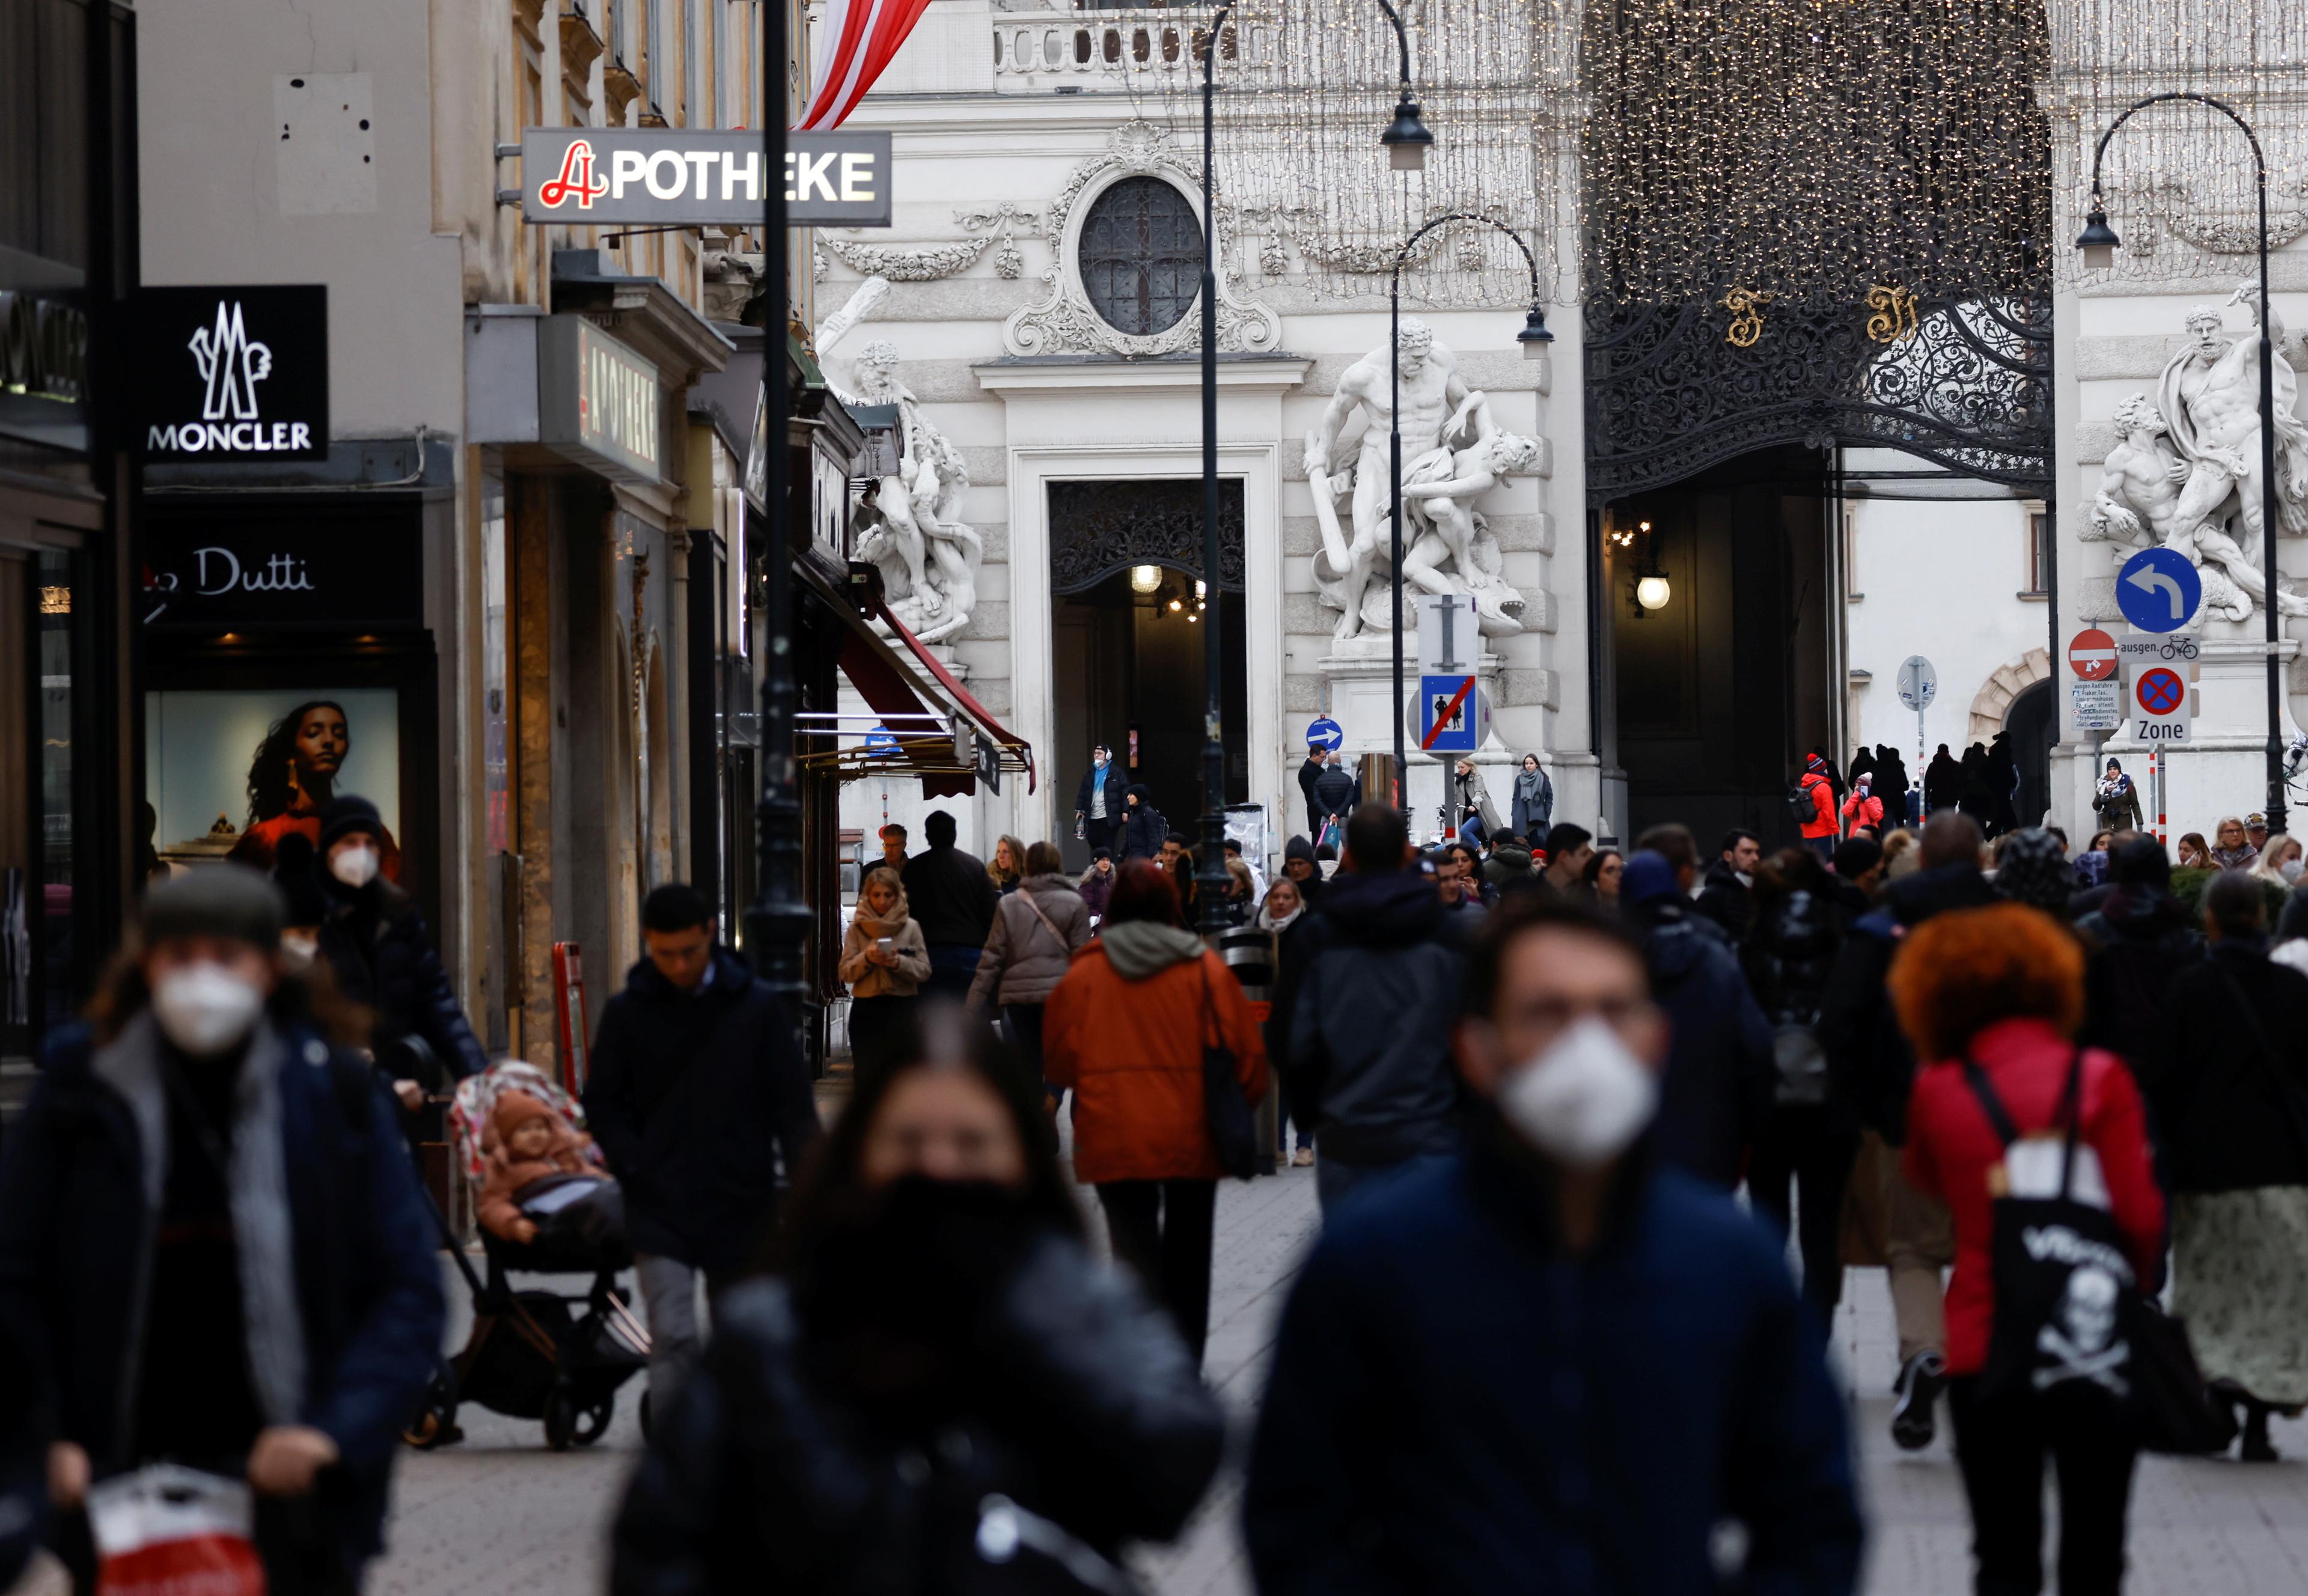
[1271,805,1469,1211]
[1280,834,1326,910]
[1923,744,1962,816]
[1874,746,1912,825]
[1073,743,1129,857]
[1312,751,1358,833]
[583,883,822,1404]
[0,867,443,1589]
[1298,741,1330,836]
[310,795,489,1090]
[1619,852,1775,1187]
[1244,895,1862,1596]
[2076,832,2205,1066]
[1117,784,1167,865]
[1693,827,1761,942]
[900,809,1000,999]
[1815,810,1994,1451]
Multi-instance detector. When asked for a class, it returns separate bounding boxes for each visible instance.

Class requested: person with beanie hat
[0,865,443,1591]
[313,793,489,1087]
[1280,834,1326,909]
[1795,752,1839,858]
[1992,827,2075,920]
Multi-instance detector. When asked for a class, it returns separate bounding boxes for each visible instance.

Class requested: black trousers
[1084,815,1119,856]
[1096,1178,1218,1365]
[1745,1105,1858,1320]
[847,994,915,1089]
[1947,1377,2139,1596]
[1003,1002,1049,1102]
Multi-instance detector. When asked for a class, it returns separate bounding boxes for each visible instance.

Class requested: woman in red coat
[1044,862,1266,1365]
[1891,901,2164,1596]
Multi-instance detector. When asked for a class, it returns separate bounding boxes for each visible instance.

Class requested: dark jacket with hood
[0,1014,444,1571]
[318,876,489,1080]
[2145,937,2308,1194]
[1483,841,1537,893]
[2076,884,2205,1064]
[611,1225,1223,1596]
[1815,861,1999,1142]
[1273,870,1468,1168]
[1623,897,1775,1187]
[582,948,822,1270]
[1243,1127,1862,1596]
[1118,787,1168,863]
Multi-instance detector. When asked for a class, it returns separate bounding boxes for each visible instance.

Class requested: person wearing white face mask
[1244,896,1862,1594]
[0,865,444,1592]
[310,796,488,1107]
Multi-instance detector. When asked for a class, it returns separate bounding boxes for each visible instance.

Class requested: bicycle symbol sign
[2136,668,2185,716]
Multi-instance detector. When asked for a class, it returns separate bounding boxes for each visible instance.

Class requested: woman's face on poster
[294,707,350,781]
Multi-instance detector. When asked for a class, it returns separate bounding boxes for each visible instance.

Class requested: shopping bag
[89,1465,265,1596]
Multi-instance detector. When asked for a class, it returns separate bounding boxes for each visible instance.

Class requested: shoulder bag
[1199,958,1258,1181]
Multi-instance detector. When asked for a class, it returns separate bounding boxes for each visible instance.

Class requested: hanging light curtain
[795,0,935,131]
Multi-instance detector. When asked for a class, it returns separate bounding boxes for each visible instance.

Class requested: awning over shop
[805,562,1034,798]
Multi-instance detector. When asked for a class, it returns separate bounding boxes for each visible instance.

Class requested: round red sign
[2068,627,2117,683]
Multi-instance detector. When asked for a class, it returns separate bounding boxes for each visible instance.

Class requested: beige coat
[840,884,932,998]
[968,873,1091,1009]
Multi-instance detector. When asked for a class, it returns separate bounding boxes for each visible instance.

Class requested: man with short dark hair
[1247,896,1862,1595]
[1539,822,1593,895]
[1298,739,1330,836]
[1272,804,1471,1211]
[902,809,1000,1001]
[1224,835,1268,900]
[584,883,822,1403]
[1695,827,1762,941]
[878,823,908,873]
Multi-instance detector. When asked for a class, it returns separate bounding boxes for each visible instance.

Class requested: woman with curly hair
[1893,901,2164,1596]
[224,699,402,880]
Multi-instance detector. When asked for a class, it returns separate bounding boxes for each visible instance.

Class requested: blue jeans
[1316,1151,1457,1216]
[923,942,983,1002]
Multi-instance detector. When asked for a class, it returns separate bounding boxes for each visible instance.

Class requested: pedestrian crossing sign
[1415,674,1486,755]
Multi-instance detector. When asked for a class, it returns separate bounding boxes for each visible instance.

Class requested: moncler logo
[189,302,273,422]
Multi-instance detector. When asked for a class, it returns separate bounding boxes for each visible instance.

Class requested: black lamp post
[2078,92,2286,837]
[1385,213,1552,814]
[1198,2,1432,927]
[747,2,810,997]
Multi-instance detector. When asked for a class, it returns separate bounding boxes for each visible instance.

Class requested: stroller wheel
[403,1366,462,1451]
[573,1397,617,1448]
[543,1386,579,1452]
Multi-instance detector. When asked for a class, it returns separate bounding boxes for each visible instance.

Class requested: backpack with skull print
[1962,1050,2143,1415]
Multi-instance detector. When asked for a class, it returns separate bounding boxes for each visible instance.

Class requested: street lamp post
[1386,214,1553,818]
[747,0,810,996]
[1198,1,1430,925]
[2078,93,2286,836]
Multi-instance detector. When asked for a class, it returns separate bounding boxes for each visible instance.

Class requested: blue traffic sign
[1304,716,1343,752]
[2116,546,2202,634]
[1418,675,1480,754]
[864,723,899,755]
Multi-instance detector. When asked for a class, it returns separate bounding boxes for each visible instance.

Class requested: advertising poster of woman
[147,689,403,880]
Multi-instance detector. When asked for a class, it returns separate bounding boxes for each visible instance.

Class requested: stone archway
[1967,647,2051,745]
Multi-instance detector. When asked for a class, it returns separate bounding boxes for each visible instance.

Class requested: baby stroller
[403,1062,650,1452]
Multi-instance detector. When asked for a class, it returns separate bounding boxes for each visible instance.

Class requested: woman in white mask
[2249,832,2303,892]
[0,865,444,1592]
[308,794,489,1094]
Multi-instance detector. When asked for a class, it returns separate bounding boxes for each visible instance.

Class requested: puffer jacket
[1119,790,1168,863]
[1628,902,1776,1187]
[318,875,488,1079]
[609,1232,1225,1595]
[838,887,932,999]
[968,873,1091,1009]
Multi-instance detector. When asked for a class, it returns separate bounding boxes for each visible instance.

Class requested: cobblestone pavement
[373,1136,2308,1596]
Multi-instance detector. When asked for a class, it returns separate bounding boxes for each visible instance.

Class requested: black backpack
[1786,779,1818,827]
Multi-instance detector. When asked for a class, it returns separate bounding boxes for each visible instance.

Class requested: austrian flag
[796,0,934,131]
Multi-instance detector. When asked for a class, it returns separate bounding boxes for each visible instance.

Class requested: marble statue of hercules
[2158,287,2308,549]
[1305,319,1491,636]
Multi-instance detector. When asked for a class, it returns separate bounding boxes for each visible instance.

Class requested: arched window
[1076,176,1201,337]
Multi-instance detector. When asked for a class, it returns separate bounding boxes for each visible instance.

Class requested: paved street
[374,1130,2308,1596]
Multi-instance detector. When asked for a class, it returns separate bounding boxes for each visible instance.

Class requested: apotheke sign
[519,128,893,227]
[132,285,329,461]
[539,317,661,483]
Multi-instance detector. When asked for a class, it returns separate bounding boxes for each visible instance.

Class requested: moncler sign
[132,285,329,462]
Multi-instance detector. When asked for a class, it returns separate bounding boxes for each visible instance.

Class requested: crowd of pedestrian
[13,734,2308,1596]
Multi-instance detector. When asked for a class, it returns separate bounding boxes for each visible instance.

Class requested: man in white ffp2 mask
[1244,897,1863,1594]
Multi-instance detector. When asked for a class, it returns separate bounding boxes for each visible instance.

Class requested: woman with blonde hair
[988,834,1027,895]
[838,867,930,1083]
[1894,902,2164,1596]
[2250,832,2303,889]
[2210,816,2260,871]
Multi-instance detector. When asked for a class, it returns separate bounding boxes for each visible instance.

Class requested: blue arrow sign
[1304,716,1343,752]
[864,723,899,755]
[2116,547,2202,635]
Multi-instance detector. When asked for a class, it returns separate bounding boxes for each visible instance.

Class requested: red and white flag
[796,0,934,131]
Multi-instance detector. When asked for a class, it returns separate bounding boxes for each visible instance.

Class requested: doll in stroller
[403,1063,650,1452]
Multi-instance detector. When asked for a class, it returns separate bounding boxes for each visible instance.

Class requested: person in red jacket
[1797,752,1839,859]
[1891,901,2164,1596]
[1840,771,1885,838]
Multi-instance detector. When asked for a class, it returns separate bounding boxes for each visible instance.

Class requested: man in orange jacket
[1798,752,1839,860]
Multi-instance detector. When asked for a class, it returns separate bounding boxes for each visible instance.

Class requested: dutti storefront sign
[539,316,662,483]
[142,499,424,632]
[132,286,329,461]
[519,128,893,227]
